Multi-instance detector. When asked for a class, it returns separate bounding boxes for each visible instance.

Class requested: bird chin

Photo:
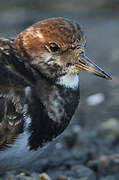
[66,65,80,75]
[56,72,79,89]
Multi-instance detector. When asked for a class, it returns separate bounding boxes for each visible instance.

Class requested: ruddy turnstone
[0,17,111,170]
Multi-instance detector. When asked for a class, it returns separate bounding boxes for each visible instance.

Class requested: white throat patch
[56,74,79,89]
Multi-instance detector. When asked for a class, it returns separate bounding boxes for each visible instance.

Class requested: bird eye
[49,42,60,52]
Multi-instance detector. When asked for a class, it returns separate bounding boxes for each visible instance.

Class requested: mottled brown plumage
[0,17,111,170]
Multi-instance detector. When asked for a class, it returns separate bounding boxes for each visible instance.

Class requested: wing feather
[0,38,30,150]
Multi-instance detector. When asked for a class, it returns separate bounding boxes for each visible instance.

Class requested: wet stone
[39,173,51,180]
[88,154,119,178]
[71,165,96,180]
[63,124,81,149]
[86,93,105,106]
[56,175,67,180]
[99,176,116,180]
[101,118,119,135]
[98,118,119,144]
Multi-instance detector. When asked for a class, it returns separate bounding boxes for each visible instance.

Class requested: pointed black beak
[74,54,112,80]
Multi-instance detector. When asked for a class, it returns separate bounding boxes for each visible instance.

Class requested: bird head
[14,17,111,81]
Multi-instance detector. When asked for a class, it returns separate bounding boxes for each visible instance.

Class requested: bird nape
[0,17,111,170]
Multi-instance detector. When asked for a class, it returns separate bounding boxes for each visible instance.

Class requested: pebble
[86,93,105,106]
[99,176,115,180]
[101,118,119,135]
[63,124,81,149]
[71,165,96,180]
[55,143,63,149]
[98,155,110,166]
[88,153,119,177]
[39,173,51,180]
[56,175,67,180]
[72,125,81,134]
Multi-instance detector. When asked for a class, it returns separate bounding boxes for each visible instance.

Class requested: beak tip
[76,55,112,80]
[104,73,112,80]
[107,76,112,80]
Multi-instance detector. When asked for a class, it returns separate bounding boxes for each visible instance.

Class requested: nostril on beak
[77,56,86,65]
[79,59,86,65]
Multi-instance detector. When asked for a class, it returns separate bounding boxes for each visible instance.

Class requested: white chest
[56,73,79,89]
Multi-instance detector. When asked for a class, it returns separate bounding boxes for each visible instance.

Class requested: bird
[0,17,111,170]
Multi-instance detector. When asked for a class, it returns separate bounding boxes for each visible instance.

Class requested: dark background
[0,1,119,180]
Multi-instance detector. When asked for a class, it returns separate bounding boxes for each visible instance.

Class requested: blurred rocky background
[0,0,119,180]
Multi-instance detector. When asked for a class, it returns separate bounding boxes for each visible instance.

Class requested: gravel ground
[0,8,119,180]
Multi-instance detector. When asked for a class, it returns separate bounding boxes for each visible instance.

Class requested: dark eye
[49,42,60,52]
